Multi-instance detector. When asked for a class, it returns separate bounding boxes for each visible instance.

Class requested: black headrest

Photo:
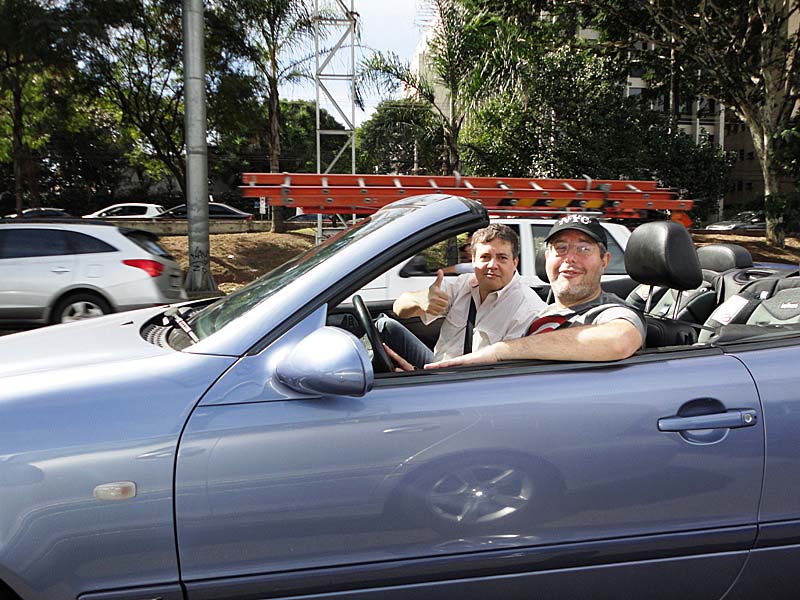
[535,244,548,282]
[625,221,702,291]
[697,243,753,272]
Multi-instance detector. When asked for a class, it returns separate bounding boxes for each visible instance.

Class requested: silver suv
[0,220,187,325]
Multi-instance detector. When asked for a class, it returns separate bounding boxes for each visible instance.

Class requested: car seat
[626,243,753,324]
[624,221,703,347]
[699,273,800,343]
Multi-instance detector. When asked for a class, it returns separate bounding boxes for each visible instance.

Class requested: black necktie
[463,297,477,354]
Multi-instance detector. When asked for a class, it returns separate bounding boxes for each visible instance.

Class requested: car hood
[0,306,171,378]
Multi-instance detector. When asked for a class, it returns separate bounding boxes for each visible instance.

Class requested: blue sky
[281,0,424,124]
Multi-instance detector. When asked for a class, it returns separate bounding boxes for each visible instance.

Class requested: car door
[0,228,75,321]
[175,318,764,600]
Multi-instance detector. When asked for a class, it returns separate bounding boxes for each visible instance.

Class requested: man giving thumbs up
[376,224,545,370]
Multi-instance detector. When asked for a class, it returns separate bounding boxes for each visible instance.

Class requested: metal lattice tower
[313,0,358,175]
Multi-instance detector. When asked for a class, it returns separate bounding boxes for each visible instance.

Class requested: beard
[551,276,599,307]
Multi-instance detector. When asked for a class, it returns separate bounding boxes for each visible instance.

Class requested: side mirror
[276,327,374,397]
[400,255,432,277]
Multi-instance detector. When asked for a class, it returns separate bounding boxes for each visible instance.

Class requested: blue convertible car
[1,195,799,600]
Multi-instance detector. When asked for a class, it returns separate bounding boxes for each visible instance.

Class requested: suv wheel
[52,293,112,324]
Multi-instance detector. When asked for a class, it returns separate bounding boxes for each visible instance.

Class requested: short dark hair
[470,224,520,258]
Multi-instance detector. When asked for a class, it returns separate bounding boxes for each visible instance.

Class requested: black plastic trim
[183,525,754,600]
[755,519,800,548]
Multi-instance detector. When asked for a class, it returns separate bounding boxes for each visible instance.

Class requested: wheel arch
[45,286,116,323]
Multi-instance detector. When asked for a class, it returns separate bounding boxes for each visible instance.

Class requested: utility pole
[182,0,216,293]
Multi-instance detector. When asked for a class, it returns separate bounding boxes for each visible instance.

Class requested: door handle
[51,267,71,274]
[658,409,758,432]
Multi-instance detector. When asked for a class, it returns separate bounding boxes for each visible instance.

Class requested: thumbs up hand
[424,269,449,315]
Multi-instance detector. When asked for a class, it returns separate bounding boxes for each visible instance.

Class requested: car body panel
[729,344,800,522]
[0,315,236,600]
[0,252,76,320]
[0,222,186,326]
[705,211,766,231]
[83,203,166,219]
[175,321,763,599]
[1,194,799,600]
[3,208,72,219]
[157,202,253,220]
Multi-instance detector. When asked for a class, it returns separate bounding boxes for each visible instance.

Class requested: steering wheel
[352,294,394,373]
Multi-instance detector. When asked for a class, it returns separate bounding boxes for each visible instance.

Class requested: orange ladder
[241,173,694,227]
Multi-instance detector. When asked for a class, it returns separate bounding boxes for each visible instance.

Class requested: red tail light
[123,259,164,277]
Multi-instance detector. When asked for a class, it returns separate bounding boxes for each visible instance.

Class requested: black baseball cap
[544,215,608,247]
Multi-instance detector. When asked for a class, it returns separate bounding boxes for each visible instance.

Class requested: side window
[64,231,117,254]
[400,235,464,277]
[531,224,626,275]
[103,207,125,217]
[0,229,70,258]
[399,224,523,278]
[165,206,186,217]
[604,236,626,274]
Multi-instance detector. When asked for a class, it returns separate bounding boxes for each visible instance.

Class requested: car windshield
[190,205,410,339]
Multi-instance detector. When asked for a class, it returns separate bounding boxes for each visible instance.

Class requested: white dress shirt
[422,272,545,361]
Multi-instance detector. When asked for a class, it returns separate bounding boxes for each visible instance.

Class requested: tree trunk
[268,78,286,234]
[10,73,28,213]
[748,118,785,247]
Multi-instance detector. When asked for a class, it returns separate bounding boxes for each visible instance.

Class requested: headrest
[697,243,753,272]
[535,244,548,282]
[624,221,702,291]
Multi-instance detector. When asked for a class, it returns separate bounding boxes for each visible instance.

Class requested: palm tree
[359,0,481,175]
[215,0,315,232]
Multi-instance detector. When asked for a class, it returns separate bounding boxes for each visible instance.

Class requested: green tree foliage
[578,0,800,246]
[0,0,75,211]
[209,0,315,232]
[460,48,730,222]
[356,99,444,175]
[210,97,347,199]
[78,0,187,199]
[360,0,483,174]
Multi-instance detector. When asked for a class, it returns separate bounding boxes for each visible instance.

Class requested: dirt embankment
[158,231,316,293]
[159,229,800,294]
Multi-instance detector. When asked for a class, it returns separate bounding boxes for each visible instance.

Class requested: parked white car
[357,217,633,301]
[0,220,186,325]
[83,202,165,219]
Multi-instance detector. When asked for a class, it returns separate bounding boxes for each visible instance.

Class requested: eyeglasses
[548,241,598,257]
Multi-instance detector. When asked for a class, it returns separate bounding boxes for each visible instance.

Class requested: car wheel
[51,293,112,324]
[398,453,562,534]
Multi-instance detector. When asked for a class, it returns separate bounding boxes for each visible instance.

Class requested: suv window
[0,229,70,258]
[400,225,523,278]
[124,230,174,259]
[531,224,626,275]
[0,228,117,258]
[64,231,117,254]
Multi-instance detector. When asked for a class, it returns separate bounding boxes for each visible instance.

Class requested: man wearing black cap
[426,215,645,368]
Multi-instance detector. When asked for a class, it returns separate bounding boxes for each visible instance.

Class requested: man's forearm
[495,320,642,362]
[392,291,428,318]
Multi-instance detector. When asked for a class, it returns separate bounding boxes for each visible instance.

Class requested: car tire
[51,292,112,324]
[396,452,563,535]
